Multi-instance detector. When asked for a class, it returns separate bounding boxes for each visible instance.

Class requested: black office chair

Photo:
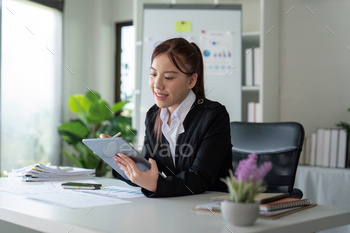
[230,121,305,198]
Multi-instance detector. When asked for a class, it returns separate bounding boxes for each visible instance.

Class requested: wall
[63,0,115,121]
[113,0,133,22]
[63,0,350,138]
[279,0,350,137]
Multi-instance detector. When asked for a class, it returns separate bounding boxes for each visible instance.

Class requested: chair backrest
[230,121,305,194]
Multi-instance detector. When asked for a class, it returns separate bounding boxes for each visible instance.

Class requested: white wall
[63,0,259,123]
[279,1,350,137]
[63,0,350,138]
[63,0,115,121]
[112,0,133,22]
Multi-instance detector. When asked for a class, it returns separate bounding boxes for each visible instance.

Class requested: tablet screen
[82,138,150,180]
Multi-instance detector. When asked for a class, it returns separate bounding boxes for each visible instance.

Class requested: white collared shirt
[160,90,196,165]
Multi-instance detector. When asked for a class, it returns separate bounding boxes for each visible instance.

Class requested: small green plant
[58,90,136,176]
[336,107,350,133]
[221,153,272,203]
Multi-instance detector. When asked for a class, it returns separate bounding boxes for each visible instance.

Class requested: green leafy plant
[221,153,272,203]
[336,107,350,133]
[58,90,136,177]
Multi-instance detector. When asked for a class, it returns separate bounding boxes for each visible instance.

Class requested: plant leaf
[60,149,84,168]
[111,101,129,114]
[58,120,89,144]
[85,90,101,103]
[87,99,112,124]
[69,95,92,114]
[75,142,101,168]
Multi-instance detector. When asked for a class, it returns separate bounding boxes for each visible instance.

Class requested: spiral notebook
[259,198,312,212]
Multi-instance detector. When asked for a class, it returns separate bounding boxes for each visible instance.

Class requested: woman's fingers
[113,154,159,192]
[114,154,138,179]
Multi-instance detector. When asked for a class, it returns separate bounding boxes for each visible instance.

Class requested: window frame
[115,21,132,104]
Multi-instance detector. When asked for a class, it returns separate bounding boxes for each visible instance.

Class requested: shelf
[242,31,260,37]
[242,86,260,92]
[240,1,280,123]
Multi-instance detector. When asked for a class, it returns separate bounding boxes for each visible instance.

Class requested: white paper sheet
[81,186,145,199]
[0,179,137,208]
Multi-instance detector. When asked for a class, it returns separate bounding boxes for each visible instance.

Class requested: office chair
[230,121,305,198]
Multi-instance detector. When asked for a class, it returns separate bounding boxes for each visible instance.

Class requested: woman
[102,37,232,197]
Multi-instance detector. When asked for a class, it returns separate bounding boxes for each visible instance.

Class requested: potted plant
[220,153,272,226]
[58,90,137,177]
[336,107,350,133]
[336,107,350,167]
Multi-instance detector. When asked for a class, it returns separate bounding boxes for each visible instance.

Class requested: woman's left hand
[114,153,159,192]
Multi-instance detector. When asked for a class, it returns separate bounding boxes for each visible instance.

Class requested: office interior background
[1,0,350,174]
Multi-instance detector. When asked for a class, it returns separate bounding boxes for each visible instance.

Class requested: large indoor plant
[58,90,136,177]
[220,153,272,226]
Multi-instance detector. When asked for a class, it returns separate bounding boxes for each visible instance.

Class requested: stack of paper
[8,163,96,182]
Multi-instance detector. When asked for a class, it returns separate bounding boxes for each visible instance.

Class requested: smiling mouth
[155,92,168,99]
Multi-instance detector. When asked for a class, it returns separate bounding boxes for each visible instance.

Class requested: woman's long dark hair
[151,38,205,143]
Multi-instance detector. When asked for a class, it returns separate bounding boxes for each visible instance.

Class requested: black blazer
[140,96,233,197]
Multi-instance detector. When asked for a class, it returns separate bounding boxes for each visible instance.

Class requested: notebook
[259,198,312,212]
[211,193,289,204]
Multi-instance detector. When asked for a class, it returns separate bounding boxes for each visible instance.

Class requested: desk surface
[0,177,349,233]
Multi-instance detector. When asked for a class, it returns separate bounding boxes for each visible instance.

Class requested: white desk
[0,177,349,233]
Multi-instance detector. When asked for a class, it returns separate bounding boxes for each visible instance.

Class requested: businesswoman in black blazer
[102,37,232,197]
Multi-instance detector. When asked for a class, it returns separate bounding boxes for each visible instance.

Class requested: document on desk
[0,180,142,208]
[81,186,145,199]
[29,188,131,208]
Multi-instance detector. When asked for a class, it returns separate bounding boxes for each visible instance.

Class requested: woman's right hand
[99,134,111,138]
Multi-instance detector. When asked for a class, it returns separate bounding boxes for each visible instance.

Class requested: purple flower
[234,153,272,183]
[252,161,273,183]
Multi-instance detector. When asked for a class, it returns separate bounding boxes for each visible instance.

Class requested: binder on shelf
[247,102,262,123]
[245,48,253,86]
[309,133,317,166]
[347,135,350,168]
[256,102,262,122]
[337,129,347,168]
[322,129,331,167]
[247,102,256,122]
[304,137,311,165]
[299,139,305,165]
[329,129,339,168]
[253,47,262,86]
[315,128,325,166]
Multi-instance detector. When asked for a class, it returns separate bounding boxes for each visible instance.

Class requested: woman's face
[149,53,197,114]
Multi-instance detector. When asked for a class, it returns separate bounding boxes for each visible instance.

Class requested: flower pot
[221,200,259,226]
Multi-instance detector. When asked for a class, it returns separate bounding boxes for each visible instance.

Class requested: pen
[112,132,121,138]
[159,171,167,179]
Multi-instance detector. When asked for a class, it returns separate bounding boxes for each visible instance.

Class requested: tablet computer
[82,138,150,180]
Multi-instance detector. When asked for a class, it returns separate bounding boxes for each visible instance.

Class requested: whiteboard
[136,4,242,146]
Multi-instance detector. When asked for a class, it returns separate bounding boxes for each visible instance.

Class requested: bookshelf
[299,129,349,169]
[242,31,260,122]
[241,0,280,122]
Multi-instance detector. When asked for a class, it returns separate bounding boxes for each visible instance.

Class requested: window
[1,0,62,174]
[116,22,135,114]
